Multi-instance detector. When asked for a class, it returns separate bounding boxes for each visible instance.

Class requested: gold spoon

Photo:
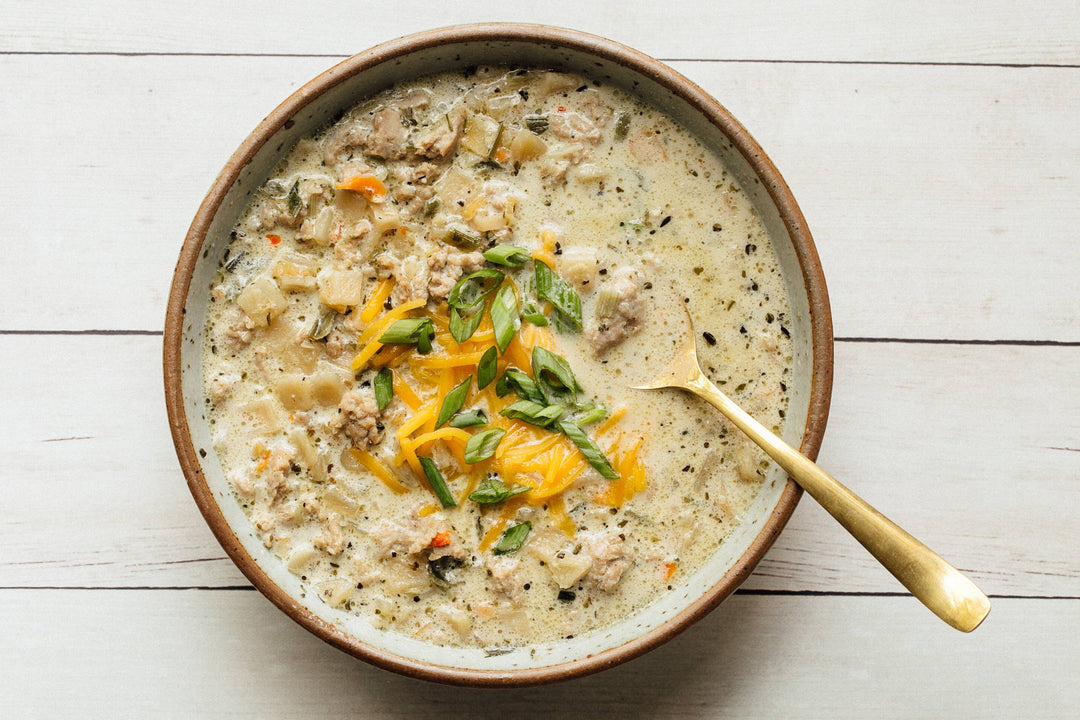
[632,311,991,632]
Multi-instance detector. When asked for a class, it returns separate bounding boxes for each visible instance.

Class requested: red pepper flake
[266,234,281,246]
[431,531,451,547]
[557,105,566,113]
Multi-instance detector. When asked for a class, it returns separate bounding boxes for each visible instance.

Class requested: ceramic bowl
[164,23,833,686]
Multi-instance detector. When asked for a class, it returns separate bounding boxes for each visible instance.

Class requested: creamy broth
[202,67,793,648]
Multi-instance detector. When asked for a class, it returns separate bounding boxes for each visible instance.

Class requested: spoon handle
[686,375,991,632]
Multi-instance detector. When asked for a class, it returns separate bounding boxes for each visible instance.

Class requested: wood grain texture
[3,1,1079,65]
[2,589,1075,717]
[4,3,1079,712]
[4,335,1075,596]
[3,55,1077,339]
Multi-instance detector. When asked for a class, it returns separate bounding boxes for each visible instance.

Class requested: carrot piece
[335,174,387,203]
[431,531,451,547]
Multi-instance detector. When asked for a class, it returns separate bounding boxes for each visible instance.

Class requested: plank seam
[0,51,1078,70]
[0,586,1073,600]
[4,330,1077,347]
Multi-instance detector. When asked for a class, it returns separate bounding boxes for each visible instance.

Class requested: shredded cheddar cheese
[350,448,409,494]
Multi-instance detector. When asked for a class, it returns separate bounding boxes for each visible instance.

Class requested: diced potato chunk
[318,269,366,312]
[272,252,318,292]
[546,548,593,589]
[276,373,314,412]
[437,606,473,641]
[288,428,328,483]
[281,342,320,375]
[321,488,359,518]
[461,113,500,157]
[535,72,578,96]
[310,368,348,407]
[241,398,283,435]
[319,578,355,608]
[369,203,401,235]
[469,204,508,232]
[287,543,319,573]
[237,277,287,327]
[434,166,476,209]
[299,206,337,246]
[569,163,606,183]
[509,128,547,161]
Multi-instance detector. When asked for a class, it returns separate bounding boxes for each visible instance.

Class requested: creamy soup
[202,67,793,649]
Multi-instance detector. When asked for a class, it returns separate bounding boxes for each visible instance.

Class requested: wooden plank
[1,589,1075,717]
[3,335,1076,595]
[3,55,1077,340]
[3,1,1080,65]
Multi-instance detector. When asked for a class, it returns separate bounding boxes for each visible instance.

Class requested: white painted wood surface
[3,2,1077,717]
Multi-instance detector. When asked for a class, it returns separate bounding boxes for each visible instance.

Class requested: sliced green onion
[468,476,528,504]
[496,368,545,404]
[570,402,608,426]
[449,306,484,344]
[500,399,565,428]
[493,521,532,555]
[428,556,462,588]
[491,284,520,354]
[445,226,483,250]
[373,367,393,410]
[309,307,337,340]
[558,421,619,479]
[464,428,506,464]
[525,115,549,134]
[477,346,498,389]
[415,325,434,354]
[379,317,435,345]
[535,260,582,329]
[487,122,505,161]
[448,409,488,428]
[519,297,548,326]
[418,456,457,508]
[436,376,472,429]
[224,249,247,273]
[448,268,504,311]
[532,346,582,404]
[285,179,302,216]
[516,276,548,326]
[595,285,620,319]
[483,244,531,267]
[613,112,631,141]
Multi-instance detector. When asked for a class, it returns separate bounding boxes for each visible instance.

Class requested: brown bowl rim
[163,22,833,688]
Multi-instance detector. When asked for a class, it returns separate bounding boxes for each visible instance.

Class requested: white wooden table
[3,2,1077,716]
